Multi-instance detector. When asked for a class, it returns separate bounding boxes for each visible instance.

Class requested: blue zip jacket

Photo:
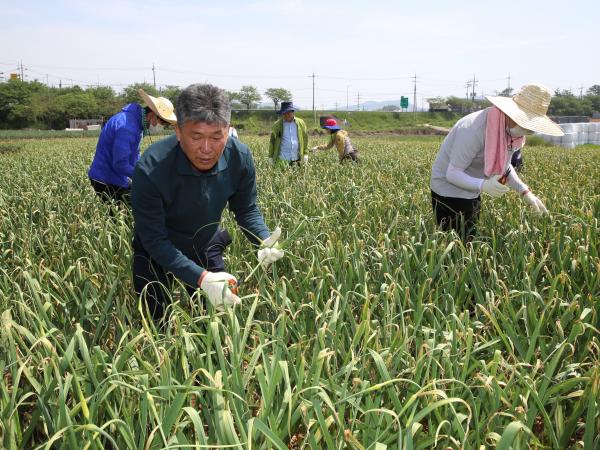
[88,103,143,188]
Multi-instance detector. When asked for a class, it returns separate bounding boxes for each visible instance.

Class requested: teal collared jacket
[132,134,270,286]
[268,117,309,160]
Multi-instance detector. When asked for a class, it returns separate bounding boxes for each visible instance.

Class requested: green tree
[0,79,45,128]
[585,85,600,112]
[160,85,182,107]
[226,91,243,109]
[264,88,292,110]
[238,85,261,110]
[87,86,120,119]
[586,85,600,96]
[445,96,472,114]
[121,83,158,104]
[549,90,593,116]
[497,87,514,97]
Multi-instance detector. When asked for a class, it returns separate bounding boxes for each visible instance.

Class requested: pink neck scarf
[484,106,525,176]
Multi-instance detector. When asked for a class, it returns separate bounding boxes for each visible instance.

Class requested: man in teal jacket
[131,84,283,319]
[268,101,309,165]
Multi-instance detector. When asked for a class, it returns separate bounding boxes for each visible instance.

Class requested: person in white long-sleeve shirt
[430,83,564,240]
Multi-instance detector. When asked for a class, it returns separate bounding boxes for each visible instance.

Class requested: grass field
[0,135,598,449]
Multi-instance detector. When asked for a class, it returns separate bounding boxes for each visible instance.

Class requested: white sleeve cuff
[446,163,484,192]
[505,166,528,194]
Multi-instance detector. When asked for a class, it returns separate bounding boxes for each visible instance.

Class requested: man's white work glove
[268,157,274,165]
[199,271,241,307]
[522,191,548,215]
[303,155,309,163]
[481,175,510,198]
[257,227,284,266]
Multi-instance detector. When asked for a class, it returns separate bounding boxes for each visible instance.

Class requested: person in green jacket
[268,101,309,165]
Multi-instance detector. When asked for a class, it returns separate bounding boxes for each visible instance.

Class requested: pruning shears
[498,166,512,185]
[228,272,246,295]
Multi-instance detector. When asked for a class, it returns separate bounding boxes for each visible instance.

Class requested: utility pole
[357,92,360,111]
[465,81,472,100]
[152,63,156,89]
[471,74,478,103]
[412,73,417,117]
[578,85,585,99]
[19,60,25,81]
[346,85,349,111]
[507,73,511,95]
[310,72,316,125]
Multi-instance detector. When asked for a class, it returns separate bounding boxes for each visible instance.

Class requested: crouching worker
[88,89,176,206]
[429,83,563,241]
[311,118,359,163]
[131,84,284,320]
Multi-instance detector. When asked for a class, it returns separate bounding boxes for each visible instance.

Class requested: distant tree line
[427,85,600,117]
[0,81,182,129]
[0,80,295,130]
[2,79,598,130]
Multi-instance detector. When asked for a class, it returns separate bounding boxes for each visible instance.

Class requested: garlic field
[0,136,598,449]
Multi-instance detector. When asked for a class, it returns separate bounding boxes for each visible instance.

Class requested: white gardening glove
[257,227,284,266]
[303,155,309,163]
[199,271,241,307]
[268,157,274,165]
[523,191,549,215]
[481,175,510,198]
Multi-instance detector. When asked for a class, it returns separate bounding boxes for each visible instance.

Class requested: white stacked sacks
[561,123,577,149]
[536,122,600,148]
[591,122,600,145]
[580,124,589,146]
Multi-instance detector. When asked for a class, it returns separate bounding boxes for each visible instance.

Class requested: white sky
[1,0,598,109]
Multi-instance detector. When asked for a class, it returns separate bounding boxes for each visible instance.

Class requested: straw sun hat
[486,83,564,136]
[138,89,177,124]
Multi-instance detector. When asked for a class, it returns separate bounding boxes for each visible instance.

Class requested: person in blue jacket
[88,89,177,204]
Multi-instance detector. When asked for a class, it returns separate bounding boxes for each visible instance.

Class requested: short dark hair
[176,84,231,126]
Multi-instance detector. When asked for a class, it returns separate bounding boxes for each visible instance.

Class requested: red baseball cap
[322,118,341,130]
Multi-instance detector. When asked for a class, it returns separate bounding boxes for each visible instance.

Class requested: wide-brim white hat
[138,89,177,124]
[486,83,564,136]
